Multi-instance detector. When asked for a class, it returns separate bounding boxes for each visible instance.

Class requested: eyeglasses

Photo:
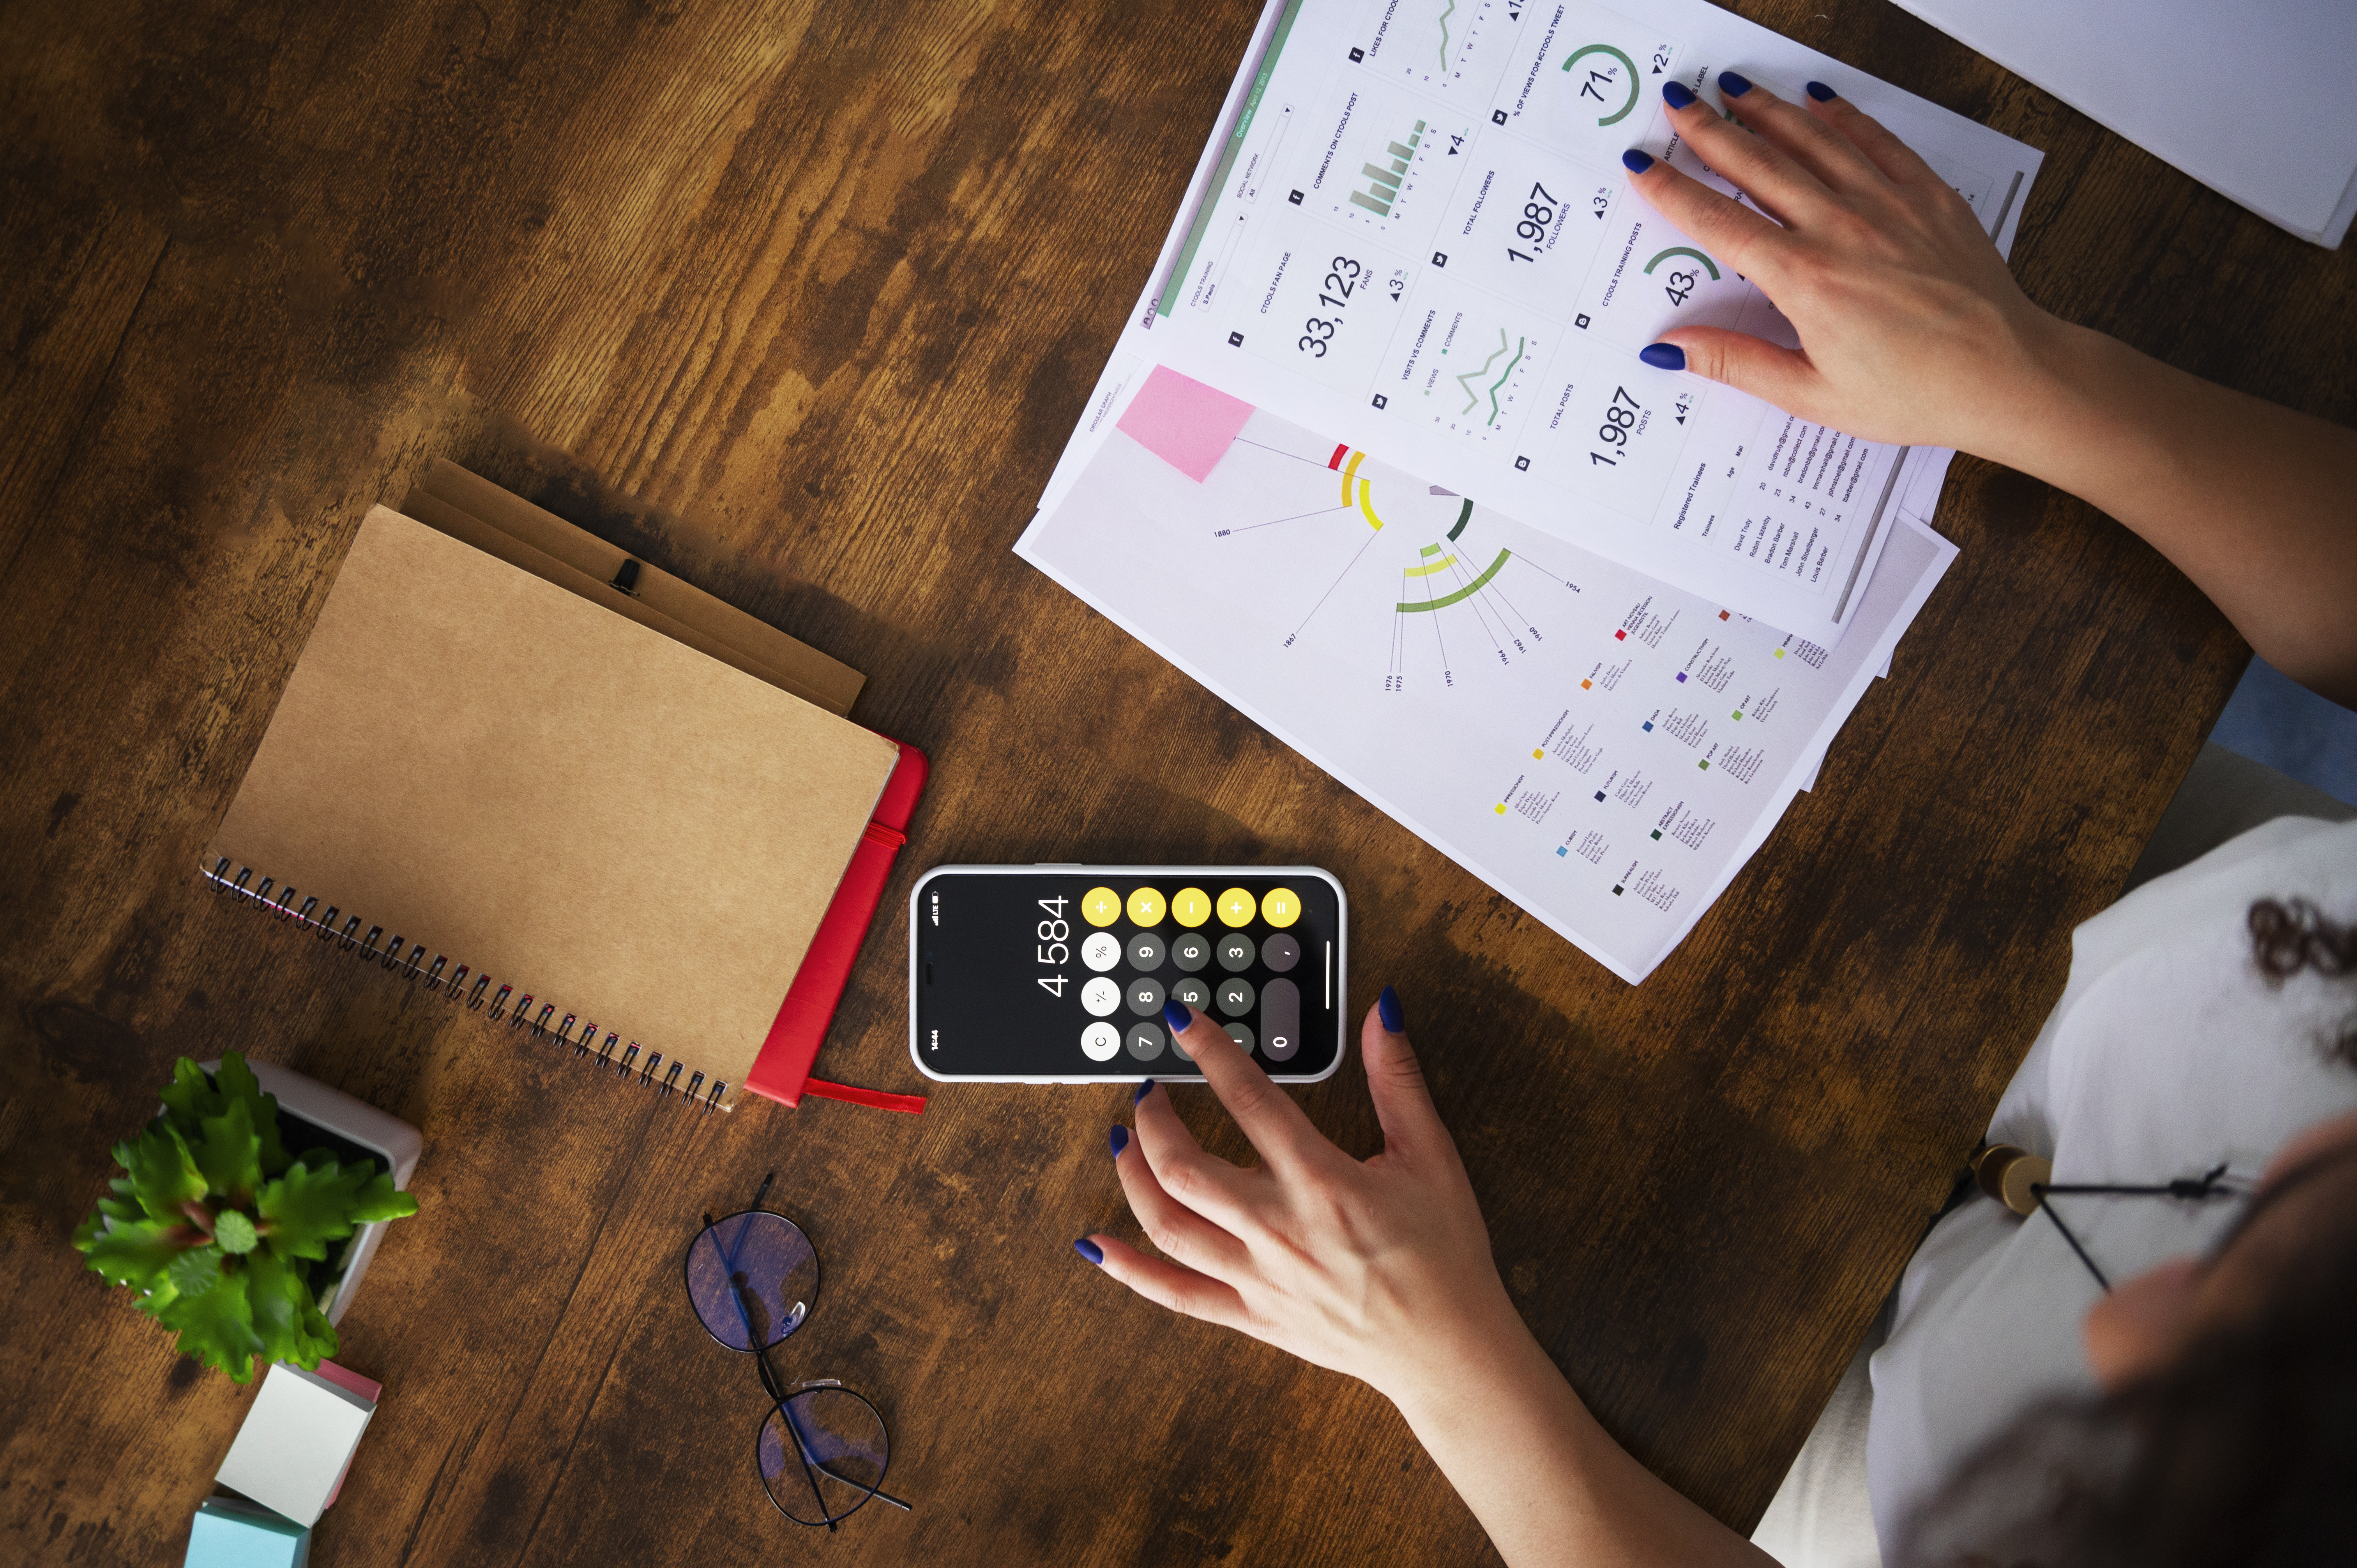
[685,1174,912,1529]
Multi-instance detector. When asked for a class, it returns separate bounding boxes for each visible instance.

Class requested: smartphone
[909,865,1348,1084]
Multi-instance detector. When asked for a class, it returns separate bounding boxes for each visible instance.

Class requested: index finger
[1621,147,1788,286]
[1161,998,1330,1174]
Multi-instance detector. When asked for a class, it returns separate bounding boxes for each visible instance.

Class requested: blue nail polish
[1620,148,1654,175]
[1639,343,1686,371]
[1806,80,1837,102]
[1109,1125,1129,1158]
[1717,70,1752,97]
[1162,997,1192,1033]
[1378,984,1404,1034]
[1133,1079,1156,1104]
[1074,1237,1104,1265]
[1662,81,1697,110]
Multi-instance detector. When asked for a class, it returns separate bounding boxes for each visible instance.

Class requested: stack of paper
[214,1361,379,1529]
[1018,0,2042,980]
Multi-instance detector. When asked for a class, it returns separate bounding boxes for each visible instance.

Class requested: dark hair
[1894,898,2357,1568]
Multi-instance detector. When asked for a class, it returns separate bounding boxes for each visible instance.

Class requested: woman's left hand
[1079,992,1524,1410]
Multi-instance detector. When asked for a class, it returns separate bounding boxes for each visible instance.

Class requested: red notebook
[745,739,930,1114]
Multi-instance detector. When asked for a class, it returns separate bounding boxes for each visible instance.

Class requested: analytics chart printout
[1015,367,1954,982]
[1103,0,2034,643]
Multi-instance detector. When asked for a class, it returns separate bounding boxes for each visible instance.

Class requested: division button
[1081,932,1121,972]
[1222,1022,1255,1054]
[1127,975,1167,1017]
[1082,887,1122,928]
[1217,976,1256,1017]
[1216,886,1257,927]
[1126,886,1167,926]
[1125,1022,1166,1061]
[1080,1022,1121,1061]
[1260,887,1302,928]
[1260,932,1301,972]
[1081,976,1120,1017]
[1170,976,1213,1011]
[1260,978,1301,1061]
[1216,932,1256,972]
[1126,931,1168,970]
[1170,932,1213,972]
[1170,887,1212,927]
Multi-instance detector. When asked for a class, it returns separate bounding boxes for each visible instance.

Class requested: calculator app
[912,870,1345,1079]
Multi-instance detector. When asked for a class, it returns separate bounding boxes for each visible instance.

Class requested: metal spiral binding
[205,857,728,1112]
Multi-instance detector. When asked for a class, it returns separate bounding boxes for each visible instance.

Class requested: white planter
[197,1060,422,1326]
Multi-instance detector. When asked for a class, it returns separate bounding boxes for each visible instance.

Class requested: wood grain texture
[1,0,2349,1562]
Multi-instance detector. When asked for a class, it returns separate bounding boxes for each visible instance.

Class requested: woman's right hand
[1625,74,2066,466]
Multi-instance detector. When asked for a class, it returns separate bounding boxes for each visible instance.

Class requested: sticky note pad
[216,1363,375,1527]
[185,1496,309,1568]
[1116,366,1254,482]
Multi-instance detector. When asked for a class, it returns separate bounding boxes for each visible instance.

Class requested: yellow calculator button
[1260,887,1301,928]
[1126,886,1166,926]
[1170,887,1212,927]
[1216,887,1257,927]
[1082,887,1122,928]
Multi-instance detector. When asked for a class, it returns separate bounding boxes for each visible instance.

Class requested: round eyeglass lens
[686,1210,818,1351]
[758,1387,890,1526]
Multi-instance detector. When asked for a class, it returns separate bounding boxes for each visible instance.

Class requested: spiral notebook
[204,486,915,1112]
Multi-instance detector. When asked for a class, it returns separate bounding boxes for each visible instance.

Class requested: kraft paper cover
[207,506,899,1107]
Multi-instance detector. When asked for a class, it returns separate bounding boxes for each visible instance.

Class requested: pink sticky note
[313,1360,382,1404]
[1116,366,1254,483]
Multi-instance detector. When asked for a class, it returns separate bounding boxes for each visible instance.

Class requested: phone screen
[911,869,1346,1081]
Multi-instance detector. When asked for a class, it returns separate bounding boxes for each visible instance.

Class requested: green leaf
[78,1216,196,1288]
[214,1053,289,1176]
[157,1264,265,1382]
[347,1169,418,1224]
[256,1158,369,1261]
[213,1210,259,1254]
[157,1057,220,1129]
[191,1097,262,1201]
[118,1125,207,1222]
[166,1243,227,1298]
[247,1247,337,1369]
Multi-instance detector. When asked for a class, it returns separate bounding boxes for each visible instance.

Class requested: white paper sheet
[1017,378,1953,981]
[1056,0,2036,642]
[1891,0,2357,247]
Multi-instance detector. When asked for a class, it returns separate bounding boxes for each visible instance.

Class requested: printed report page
[1096,0,2037,642]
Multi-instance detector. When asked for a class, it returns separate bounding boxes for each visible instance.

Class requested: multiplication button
[1081,932,1121,972]
[1216,932,1256,972]
[1126,975,1167,1017]
[1217,976,1256,1017]
[1080,1022,1121,1061]
[1126,931,1167,970]
[1126,887,1166,925]
[1260,933,1300,972]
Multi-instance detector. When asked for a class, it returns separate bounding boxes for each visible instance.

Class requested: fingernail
[1378,985,1405,1035]
[1109,1125,1129,1159]
[1162,997,1192,1033]
[1074,1237,1104,1265]
[1619,148,1654,175]
[1639,343,1686,371]
[1662,81,1697,110]
[1133,1079,1156,1104]
[1717,70,1752,97]
[1807,81,1837,102]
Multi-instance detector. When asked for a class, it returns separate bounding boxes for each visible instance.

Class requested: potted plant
[71,1051,421,1382]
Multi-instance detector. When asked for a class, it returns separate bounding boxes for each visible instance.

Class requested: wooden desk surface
[2,0,2349,1561]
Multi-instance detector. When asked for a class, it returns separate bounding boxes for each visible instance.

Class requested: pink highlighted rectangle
[1117,366,1254,483]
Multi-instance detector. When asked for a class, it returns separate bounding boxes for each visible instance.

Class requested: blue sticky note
[186,1497,309,1568]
